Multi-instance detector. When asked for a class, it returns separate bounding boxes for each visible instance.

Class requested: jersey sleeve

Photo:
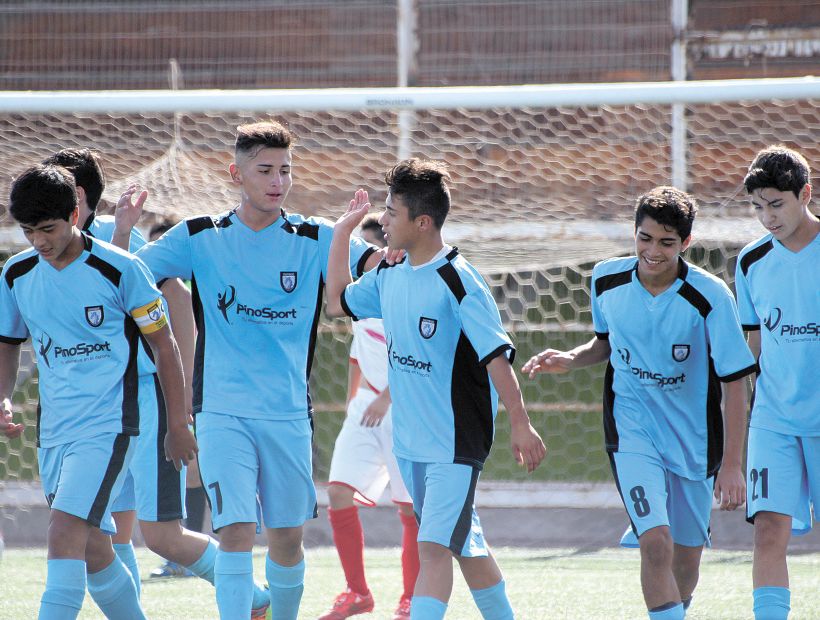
[341,266,382,321]
[590,262,609,339]
[127,226,148,254]
[733,258,759,330]
[318,221,377,280]
[136,220,192,281]
[707,288,757,381]
[459,281,515,366]
[122,256,168,334]
[0,267,28,343]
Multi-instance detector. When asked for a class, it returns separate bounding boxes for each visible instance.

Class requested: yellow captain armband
[132,298,168,334]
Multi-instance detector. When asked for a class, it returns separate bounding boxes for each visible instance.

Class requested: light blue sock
[753,586,791,620]
[411,595,448,620]
[186,537,218,584]
[113,542,140,597]
[215,550,254,620]
[87,556,146,619]
[471,579,514,619]
[265,556,304,620]
[648,602,685,619]
[39,559,86,620]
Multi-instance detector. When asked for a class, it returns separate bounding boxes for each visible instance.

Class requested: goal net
[1,79,818,506]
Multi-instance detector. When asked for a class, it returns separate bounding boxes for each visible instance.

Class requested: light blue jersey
[735,233,820,436]
[136,208,374,420]
[83,213,157,377]
[341,247,514,467]
[591,257,756,480]
[0,235,164,447]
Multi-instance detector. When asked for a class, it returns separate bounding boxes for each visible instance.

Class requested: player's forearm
[110,230,132,252]
[161,279,195,403]
[721,378,748,468]
[568,337,610,369]
[487,355,531,426]
[150,336,190,431]
[0,343,21,401]
[326,230,354,318]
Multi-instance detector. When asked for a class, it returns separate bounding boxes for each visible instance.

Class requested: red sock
[399,509,420,600]
[328,505,369,596]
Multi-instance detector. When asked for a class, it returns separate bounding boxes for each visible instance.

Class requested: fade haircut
[10,164,78,225]
[385,158,451,229]
[42,147,106,211]
[634,186,697,241]
[360,214,386,247]
[235,120,296,161]
[744,145,811,198]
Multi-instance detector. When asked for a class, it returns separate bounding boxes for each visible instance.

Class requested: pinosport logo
[387,337,432,373]
[779,322,819,337]
[37,332,112,367]
[217,285,296,324]
[630,366,686,387]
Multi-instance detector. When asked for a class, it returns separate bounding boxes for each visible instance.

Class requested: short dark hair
[634,186,697,241]
[42,147,106,211]
[235,120,296,159]
[149,218,178,241]
[360,214,385,246]
[744,145,811,198]
[384,158,451,229]
[10,165,78,225]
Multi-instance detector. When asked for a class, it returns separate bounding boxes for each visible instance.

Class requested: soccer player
[40,149,266,613]
[325,159,547,620]
[115,120,384,619]
[522,186,756,620]
[0,164,197,619]
[320,215,418,620]
[735,146,820,620]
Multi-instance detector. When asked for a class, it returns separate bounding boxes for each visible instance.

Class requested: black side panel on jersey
[740,240,774,276]
[86,254,123,288]
[451,332,494,468]
[705,355,724,477]
[152,374,184,518]
[436,262,467,303]
[87,434,131,528]
[190,276,206,413]
[603,362,619,452]
[186,216,216,237]
[4,255,38,289]
[304,276,325,417]
[121,317,141,434]
[677,282,712,319]
[594,268,633,296]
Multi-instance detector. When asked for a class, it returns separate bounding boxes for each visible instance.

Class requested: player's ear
[799,183,811,206]
[416,214,432,232]
[681,234,692,252]
[70,205,80,226]
[229,163,241,185]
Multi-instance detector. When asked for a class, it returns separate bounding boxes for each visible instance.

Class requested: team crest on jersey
[419,317,437,339]
[280,271,297,293]
[672,344,690,362]
[85,305,104,327]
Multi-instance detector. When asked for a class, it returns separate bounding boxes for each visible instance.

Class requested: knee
[220,522,257,552]
[640,528,674,568]
[327,483,354,509]
[267,526,303,561]
[418,542,452,566]
[141,521,181,555]
[754,513,791,553]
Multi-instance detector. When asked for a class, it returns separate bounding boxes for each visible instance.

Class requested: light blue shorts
[746,427,819,535]
[611,451,714,548]
[396,458,487,558]
[196,412,317,531]
[39,433,135,535]
[110,374,186,521]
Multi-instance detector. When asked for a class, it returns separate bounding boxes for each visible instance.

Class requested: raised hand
[114,184,148,235]
[336,188,371,235]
